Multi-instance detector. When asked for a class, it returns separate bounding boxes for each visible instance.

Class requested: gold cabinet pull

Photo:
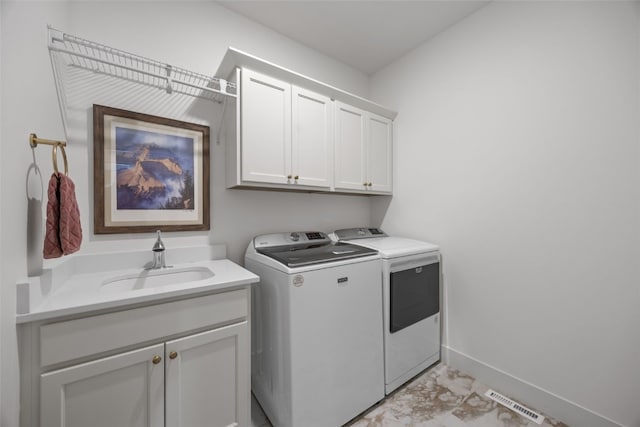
[287,174,292,179]
[368,182,373,187]
[169,351,178,360]
[152,355,162,365]
[294,175,299,180]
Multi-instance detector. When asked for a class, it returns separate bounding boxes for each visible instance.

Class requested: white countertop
[16,246,259,324]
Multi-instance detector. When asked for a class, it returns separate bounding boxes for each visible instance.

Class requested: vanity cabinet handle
[152,355,162,365]
[287,174,292,179]
[294,175,299,180]
[169,351,178,360]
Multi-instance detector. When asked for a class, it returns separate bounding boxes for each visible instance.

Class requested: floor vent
[485,389,545,425]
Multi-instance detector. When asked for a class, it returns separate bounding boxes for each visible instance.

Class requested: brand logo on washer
[416,267,423,273]
[292,275,304,287]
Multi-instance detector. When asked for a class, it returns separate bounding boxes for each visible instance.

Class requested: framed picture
[93,105,210,234]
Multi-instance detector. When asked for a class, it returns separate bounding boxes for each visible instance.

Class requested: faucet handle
[152,230,165,252]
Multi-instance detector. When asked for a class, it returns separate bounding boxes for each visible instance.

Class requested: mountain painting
[115,126,195,210]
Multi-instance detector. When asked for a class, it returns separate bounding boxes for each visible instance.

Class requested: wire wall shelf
[48,27,237,104]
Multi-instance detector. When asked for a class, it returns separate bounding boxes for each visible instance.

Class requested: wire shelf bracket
[47,26,237,105]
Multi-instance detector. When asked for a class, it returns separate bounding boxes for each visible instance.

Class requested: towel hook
[29,133,68,175]
[52,143,68,176]
[29,133,66,149]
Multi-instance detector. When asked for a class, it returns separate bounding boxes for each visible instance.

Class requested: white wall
[1,5,70,425]
[371,2,640,426]
[0,3,4,422]
[0,2,371,425]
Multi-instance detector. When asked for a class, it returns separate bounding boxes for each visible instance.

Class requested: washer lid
[257,242,378,268]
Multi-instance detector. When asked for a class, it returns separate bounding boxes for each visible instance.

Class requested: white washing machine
[245,231,384,427]
[333,227,441,394]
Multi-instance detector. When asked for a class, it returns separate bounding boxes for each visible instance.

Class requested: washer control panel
[254,231,329,249]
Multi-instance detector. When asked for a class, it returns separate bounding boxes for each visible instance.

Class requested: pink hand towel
[43,173,82,259]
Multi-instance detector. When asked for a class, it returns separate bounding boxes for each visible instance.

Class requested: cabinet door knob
[368,182,373,187]
[169,351,178,360]
[287,174,292,179]
[363,183,368,187]
[294,175,299,180]
[152,355,162,365]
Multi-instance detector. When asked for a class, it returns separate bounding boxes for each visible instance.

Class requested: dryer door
[389,260,439,333]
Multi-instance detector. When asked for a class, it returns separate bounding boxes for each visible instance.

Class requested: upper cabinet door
[334,102,367,191]
[292,86,333,189]
[367,113,393,194]
[241,69,291,184]
[40,343,165,427]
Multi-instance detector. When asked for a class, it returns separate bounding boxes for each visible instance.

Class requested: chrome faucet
[150,230,166,269]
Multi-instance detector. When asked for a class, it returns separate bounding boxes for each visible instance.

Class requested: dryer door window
[390,262,439,333]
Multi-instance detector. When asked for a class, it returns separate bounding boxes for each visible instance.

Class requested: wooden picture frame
[93,105,210,234]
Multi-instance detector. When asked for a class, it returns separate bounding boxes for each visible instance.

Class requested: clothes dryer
[333,227,441,394]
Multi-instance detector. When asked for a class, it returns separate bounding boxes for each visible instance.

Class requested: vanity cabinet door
[165,321,250,427]
[40,343,165,427]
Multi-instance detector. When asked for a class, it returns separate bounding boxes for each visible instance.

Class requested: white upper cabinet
[241,69,292,185]
[219,48,396,195]
[335,103,393,194]
[238,69,332,189]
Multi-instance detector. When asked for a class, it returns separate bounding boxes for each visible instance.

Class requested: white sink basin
[100,266,215,293]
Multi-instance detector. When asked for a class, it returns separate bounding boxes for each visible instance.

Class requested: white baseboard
[442,345,623,427]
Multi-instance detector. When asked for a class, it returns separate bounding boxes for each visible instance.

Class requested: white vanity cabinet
[21,288,250,427]
[334,102,393,194]
[232,68,333,190]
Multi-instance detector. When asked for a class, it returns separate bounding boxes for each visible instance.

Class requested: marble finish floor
[251,364,569,427]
